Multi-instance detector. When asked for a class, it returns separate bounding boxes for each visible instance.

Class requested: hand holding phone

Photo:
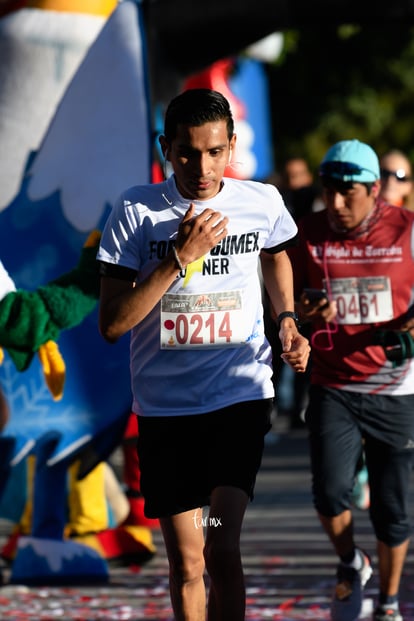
[303,288,328,303]
[300,287,335,323]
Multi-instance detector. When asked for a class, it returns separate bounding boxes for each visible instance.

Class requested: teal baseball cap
[319,139,380,183]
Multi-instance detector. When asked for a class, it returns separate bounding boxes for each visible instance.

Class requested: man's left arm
[260,249,310,373]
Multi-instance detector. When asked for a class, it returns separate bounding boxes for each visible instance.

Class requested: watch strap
[277,311,299,329]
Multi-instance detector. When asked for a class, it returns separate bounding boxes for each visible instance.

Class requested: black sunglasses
[320,161,377,178]
[380,167,412,182]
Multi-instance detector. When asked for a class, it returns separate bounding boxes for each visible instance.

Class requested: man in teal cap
[320,139,381,184]
[288,139,414,621]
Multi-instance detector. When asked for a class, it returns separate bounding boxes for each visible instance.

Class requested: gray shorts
[305,385,414,545]
[137,399,273,519]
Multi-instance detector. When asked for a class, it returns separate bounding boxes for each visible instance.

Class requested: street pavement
[0,417,414,620]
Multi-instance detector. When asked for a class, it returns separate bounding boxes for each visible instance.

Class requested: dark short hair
[321,177,374,196]
[163,88,234,143]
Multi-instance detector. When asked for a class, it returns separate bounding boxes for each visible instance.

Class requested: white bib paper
[329,276,393,324]
[160,290,246,349]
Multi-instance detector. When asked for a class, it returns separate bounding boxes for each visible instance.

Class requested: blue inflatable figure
[0,0,156,584]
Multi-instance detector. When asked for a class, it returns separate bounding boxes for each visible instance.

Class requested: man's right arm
[99,253,185,343]
[98,204,228,343]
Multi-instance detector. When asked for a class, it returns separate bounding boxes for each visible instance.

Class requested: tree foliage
[268,26,414,173]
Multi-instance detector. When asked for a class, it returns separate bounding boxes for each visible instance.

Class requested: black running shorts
[136,399,273,518]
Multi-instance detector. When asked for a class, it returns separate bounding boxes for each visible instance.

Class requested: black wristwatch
[277,311,300,329]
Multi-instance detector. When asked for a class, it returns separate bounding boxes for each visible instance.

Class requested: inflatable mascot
[0,0,158,585]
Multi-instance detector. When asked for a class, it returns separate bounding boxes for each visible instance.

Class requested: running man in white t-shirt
[97,88,310,621]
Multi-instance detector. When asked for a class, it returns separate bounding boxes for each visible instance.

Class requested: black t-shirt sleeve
[261,234,299,254]
[99,261,138,282]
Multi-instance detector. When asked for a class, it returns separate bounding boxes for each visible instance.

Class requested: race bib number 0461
[160,290,245,349]
[329,276,393,324]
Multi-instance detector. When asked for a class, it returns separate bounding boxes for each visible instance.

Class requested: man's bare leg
[160,509,206,621]
[205,486,249,621]
[377,538,410,597]
[318,509,355,558]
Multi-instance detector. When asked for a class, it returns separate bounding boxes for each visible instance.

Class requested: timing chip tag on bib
[160,290,245,349]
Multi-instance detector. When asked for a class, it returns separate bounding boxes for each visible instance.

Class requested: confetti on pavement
[1,430,414,620]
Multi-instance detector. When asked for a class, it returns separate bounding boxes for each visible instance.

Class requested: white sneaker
[373,606,403,621]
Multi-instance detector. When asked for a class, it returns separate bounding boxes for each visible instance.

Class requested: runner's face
[379,153,413,206]
[322,181,378,230]
[166,121,235,200]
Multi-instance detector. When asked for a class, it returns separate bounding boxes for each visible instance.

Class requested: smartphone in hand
[303,288,328,303]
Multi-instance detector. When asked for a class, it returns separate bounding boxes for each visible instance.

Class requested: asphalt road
[0,418,413,620]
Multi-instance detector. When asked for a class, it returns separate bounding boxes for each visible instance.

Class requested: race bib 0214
[160,290,246,349]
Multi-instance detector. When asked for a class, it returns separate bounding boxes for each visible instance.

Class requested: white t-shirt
[98,175,297,416]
